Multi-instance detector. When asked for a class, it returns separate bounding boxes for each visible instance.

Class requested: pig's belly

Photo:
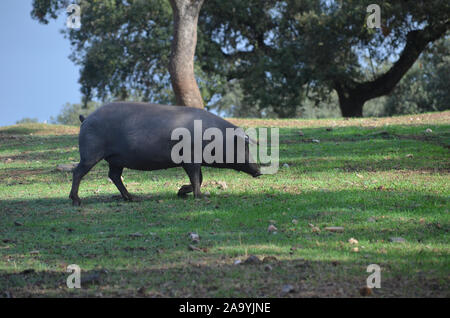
[105,150,178,171]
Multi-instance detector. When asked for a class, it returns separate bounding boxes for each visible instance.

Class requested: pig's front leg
[182,164,203,198]
[178,169,203,197]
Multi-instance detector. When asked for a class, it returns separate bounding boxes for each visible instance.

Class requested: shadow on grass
[1,189,448,297]
[280,156,450,173]
[0,256,447,298]
[1,187,448,210]
[1,189,447,245]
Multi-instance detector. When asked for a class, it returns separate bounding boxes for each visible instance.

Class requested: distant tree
[50,102,100,126]
[16,117,39,124]
[328,1,449,117]
[209,80,264,118]
[420,37,450,111]
[210,79,341,119]
[384,38,450,115]
[32,0,206,109]
[201,0,450,117]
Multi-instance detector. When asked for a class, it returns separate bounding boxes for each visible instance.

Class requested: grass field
[0,111,449,297]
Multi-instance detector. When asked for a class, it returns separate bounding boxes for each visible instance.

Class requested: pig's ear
[245,135,259,145]
[235,128,258,145]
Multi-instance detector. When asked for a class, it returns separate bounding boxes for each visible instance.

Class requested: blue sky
[0,1,81,126]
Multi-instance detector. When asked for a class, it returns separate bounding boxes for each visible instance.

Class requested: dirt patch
[0,168,50,184]
[1,259,447,298]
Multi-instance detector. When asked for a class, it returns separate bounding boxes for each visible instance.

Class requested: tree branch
[336,21,449,101]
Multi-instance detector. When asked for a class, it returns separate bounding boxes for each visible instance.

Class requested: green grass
[0,112,449,297]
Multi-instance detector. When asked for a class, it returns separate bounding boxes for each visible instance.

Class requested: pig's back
[80,102,235,170]
[86,102,234,133]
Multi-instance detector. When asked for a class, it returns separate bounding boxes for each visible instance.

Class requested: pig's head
[232,131,262,178]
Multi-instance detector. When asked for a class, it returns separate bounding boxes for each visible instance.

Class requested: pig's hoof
[69,194,81,206]
[194,193,204,199]
[177,185,193,197]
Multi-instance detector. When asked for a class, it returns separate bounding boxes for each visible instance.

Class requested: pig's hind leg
[69,159,100,206]
[180,164,203,198]
[70,131,105,206]
[108,165,133,201]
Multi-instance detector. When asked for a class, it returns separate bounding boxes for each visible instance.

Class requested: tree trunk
[338,97,364,118]
[169,0,205,108]
[335,85,365,118]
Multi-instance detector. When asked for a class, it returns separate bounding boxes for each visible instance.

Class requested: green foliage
[32,0,449,117]
[384,38,450,116]
[50,101,101,126]
[15,117,39,124]
[32,0,175,103]
[300,92,342,119]
[362,96,387,117]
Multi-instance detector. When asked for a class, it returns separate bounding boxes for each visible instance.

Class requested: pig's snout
[246,162,262,178]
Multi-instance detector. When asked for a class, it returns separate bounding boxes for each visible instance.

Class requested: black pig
[69,102,261,206]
